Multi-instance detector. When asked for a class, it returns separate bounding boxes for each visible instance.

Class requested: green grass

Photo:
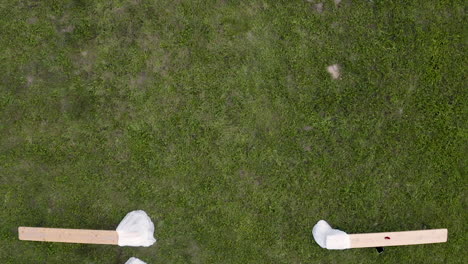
[0,0,466,263]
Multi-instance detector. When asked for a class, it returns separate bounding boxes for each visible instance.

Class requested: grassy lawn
[0,0,466,263]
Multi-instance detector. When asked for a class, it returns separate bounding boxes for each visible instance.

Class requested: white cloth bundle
[125,257,147,264]
[117,210,156,247]
[312,220,350,250]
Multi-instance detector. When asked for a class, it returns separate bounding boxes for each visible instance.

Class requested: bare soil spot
[314,3,324,13]
[186,240,202,264]
[27,17,38,24]
[26,75,35,86]
[239,169,262,186]
[129,72,148,89]
[72,47,97,74]
[60,98,70,113]
[60,25,74,33]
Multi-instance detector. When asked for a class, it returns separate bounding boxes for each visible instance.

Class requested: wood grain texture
[18,227,119,245]
[349,229,447,248]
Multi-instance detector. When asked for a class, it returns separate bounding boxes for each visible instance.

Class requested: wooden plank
[349,229,447,248]
[18,227,119,245]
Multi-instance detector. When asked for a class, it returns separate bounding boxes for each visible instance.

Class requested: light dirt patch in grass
[129,72,148,89]
[186,240,202,264]
[26,75,34,86]
[101,71,115,81]
[239,169,262,186]
[60,25,74,33]
[137,33,171,77]
[27,17,38,24]
[314,3,324,13]
[60,97,71,114]
[76,47,97,74]
[56,13,74,33]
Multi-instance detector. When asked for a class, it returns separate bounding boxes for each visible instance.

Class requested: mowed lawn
[0,0,466,263]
